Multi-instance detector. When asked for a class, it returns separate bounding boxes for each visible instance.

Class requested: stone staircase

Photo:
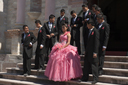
[0,56,128,85]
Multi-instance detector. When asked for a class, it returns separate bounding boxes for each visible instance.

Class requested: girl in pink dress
[44,23,82,81]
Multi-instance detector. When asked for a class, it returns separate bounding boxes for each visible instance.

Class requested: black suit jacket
[36,27,46,54]
[43,22,58,47]
[83,9,95,33]
[70,16,82,40]
[21,32,36,58]
[57,16,68,34]
[83,10,94,22]
[98,22,110,48]
[86,28,99,63]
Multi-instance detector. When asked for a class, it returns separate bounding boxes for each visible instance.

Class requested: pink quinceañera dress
[44,31,83,81]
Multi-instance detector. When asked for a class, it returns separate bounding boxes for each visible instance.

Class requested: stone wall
[1,0,88,54]
[0,54,22,72]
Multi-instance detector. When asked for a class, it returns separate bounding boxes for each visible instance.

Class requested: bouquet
[52,42,63,51]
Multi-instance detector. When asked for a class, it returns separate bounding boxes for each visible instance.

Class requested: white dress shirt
[85,9,89,18]
[48,22,52,31]
[74,15,77,22]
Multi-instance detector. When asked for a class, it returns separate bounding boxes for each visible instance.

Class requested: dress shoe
[92,80,97,84]
[78,78,88,82]
[20,73,24,75]
[24,73,29,77]
[37,68,45,71]
[31,67,39,70]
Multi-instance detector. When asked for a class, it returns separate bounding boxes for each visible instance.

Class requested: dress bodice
[60,32,70,44]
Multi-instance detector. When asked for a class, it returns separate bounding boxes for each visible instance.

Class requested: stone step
[80,56,128,62]
[17,63,42,69]
[7,67,128,77]
[104,56,128,62]
[103,68,128,77]
[81,61,128,69]
[0,78,43,85]
[31,56,128,64]
[104,61,128,69]
[18,60,128,70]
[0,72,119,85]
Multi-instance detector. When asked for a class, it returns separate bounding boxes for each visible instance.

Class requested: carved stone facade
[0,0,87,55]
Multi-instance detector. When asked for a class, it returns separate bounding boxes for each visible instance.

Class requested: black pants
[82,57,98,81]
[23,51,31,74]
[98,49,106,72]
[34,54,45,69]
[70,38,81,55]
[83,27,89,51]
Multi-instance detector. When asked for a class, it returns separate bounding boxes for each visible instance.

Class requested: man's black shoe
[92,80,97,84]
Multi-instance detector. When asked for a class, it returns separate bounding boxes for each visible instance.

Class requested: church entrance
[88,0,128,51]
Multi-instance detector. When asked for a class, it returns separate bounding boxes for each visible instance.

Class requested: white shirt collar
[86,9,89,12]
[90,27,94,31]
[85,9,90,17]
[99,20,105,29]
[61,15,64,18]
[48,21,52,24]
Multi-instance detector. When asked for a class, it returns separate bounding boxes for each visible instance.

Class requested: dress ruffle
[45,43,83,81]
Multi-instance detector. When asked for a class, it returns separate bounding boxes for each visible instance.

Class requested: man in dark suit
[32,20,46,71]
[92,4,99,27]
[82,4,95,52]
[57,9,68,41]
[70,10,82,55]
[95,7,107,22]
[43,14,58,63]
[97,14,110,75]
[21,25,36,76]
[81,19,99,84]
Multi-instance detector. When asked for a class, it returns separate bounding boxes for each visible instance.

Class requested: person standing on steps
[70,10,83,55]
[32,20,46,71]
[81,19,99,84]
[43,14,58,64]
[82,4,95,53]
[21,25,36,76]
[97,14,110,75]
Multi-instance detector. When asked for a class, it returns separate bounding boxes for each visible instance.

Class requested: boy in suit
[21,25,36,76]
[81,19,99,84]
[32,20,46,71]
[70,10,83,55]
[82,4,95,52]
[97,14,110,75]
[43,14,58,63]
[57,9,68,41]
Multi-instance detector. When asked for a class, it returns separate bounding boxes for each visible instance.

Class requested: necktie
[49,23,52,31]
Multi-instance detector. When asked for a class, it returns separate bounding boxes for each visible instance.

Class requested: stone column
[15,0,26,29]
[7,29,21,55]
[45,0,55,21]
